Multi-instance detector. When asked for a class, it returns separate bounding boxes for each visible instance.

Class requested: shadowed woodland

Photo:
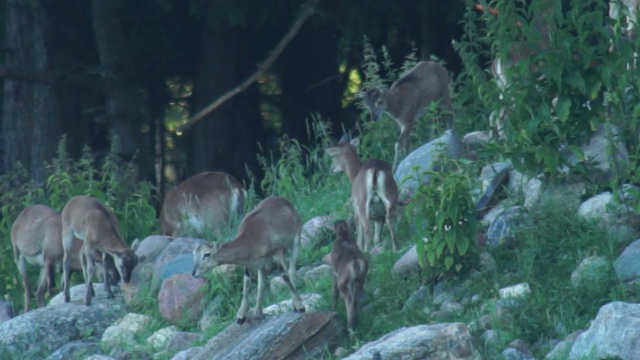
[0,0,464,193]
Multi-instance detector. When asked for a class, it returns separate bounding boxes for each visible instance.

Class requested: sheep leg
[236,268,252,325]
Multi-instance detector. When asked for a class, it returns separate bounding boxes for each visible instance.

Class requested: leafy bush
[407,156,479,280]
[454,0,639,180]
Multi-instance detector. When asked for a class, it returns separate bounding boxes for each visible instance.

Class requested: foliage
[454,0,639,180]
[0,136,158,311]
[408,156,478,279]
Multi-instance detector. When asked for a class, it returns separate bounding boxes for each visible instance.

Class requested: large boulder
[49,283,120,306]
[0,297,126,359]
[568,302,640,359]
[614,239,640,283]
[571,256,610,290]
[486,206,529,248]
[192,311,343,360]
[158,273,208,326]
[301,216,335,248]
[342,322,481,359]
[153,237,207,288]
[43,339,103,360]
[577,192,615,224]
[392,245,419,276]
[508,171,543,209]
[475,162,512,215]
[134,235,173,264]
[565,124,629,183]
[394,129,463,202]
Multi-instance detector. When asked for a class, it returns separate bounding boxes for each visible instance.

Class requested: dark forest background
[0,0,466,200]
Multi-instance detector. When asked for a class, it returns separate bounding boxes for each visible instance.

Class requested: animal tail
[366,168,384,204]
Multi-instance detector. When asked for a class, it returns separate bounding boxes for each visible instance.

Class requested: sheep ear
[355,91,365,99]
[325,147,337,156]
[338,133,351,144]
[131,238,140,251]
[350,137,360,147]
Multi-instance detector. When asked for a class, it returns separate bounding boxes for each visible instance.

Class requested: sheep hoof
[237,317,247,325]
[295,307,306,313]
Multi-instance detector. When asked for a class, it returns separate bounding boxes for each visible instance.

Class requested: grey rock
[192,311,343,360]
[343,322,481,360]
[486,206,529,248]
[475,162,512,215]
[84,356,116,360]
[394,129,463,202]
[158,273,207,326]
[166,331,203,352]
[303,264,332,285]
[146,326,179,351]
[391,245,419,276]
[101,325,137,347]
[568,302,640,359]
[507,339,535,359]
[545,330,584,360]
[565,124,629,183]
[263,293,323,315]
[607,224,640,246]
[43,339,102,360]
[502,347,535,360]
[462,130,491,160]
[49,283,120,306]
[571,256,610,289]
[508,170,543,208]
[170,347,202,360]
[615,239,640,283]
[134,235,173,264]
[0,297,126,359]
[577,192,615,223]
[301,216,335,248]
[402,286,429,312]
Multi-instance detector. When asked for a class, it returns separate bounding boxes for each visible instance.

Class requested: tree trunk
[189,5,263,182]
[2,0,60,182]
[279,19,345,143]
[91,0,153,179]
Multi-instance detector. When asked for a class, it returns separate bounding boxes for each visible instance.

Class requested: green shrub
[454,0,638,180]
[407,156,479,280]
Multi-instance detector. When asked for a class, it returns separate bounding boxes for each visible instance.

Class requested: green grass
[1,103,638,359]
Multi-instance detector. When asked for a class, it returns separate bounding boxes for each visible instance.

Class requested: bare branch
[179,0,321,132]
[304,74,341,93]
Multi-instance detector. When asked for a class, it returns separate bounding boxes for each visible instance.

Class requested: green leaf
[457,236,469,256]
[445,256,454,270]
[426,250,436,266]
[555,97,571,122]
[416,239,426,268]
